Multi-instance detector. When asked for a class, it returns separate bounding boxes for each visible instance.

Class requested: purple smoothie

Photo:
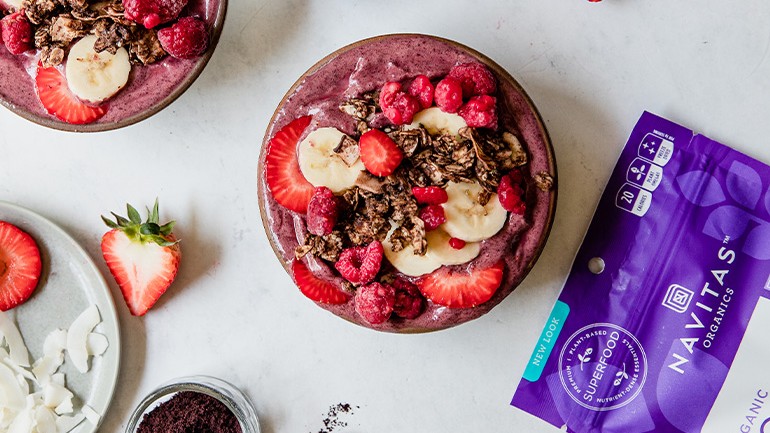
[0,0,222,130]
[258,34,557,333]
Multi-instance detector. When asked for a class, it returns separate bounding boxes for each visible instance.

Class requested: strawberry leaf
[127,204,142,224]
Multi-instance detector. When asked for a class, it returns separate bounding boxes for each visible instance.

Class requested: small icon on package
[627,158,663,191]
[616,183,653,217]
[662,284,694,313]
[639,133,674,166]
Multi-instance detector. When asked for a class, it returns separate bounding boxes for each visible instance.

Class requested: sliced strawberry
[359,129,403,177]
[417,260,504,308]
[265,116,315,213]
[35,65,107,125]
[292,260,350,304]
[101,200,181,316]
[0,221,42,311]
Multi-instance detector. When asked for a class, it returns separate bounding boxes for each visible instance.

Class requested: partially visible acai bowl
[258,34,557,333]
[0,0,226,132]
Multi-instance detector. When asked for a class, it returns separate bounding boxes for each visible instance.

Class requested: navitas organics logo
[559,323,648,411]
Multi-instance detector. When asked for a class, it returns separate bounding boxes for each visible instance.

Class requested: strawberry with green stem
[101,199,181,316]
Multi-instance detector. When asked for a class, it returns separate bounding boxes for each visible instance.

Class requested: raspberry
[123,0,189,28]
[448,62,497,98]
[407,75,434,109]
[355,282,395,325]
[418,205,446,231]
[391,278,424,319]
[334,241,384,285]
[378,82,402,109]
[306,186,339,236]
[1,11,33,55]
[157,17,208,58]
[383,92,420,125]
[498,171,527,215]
[458,95,497,129]
[448,237,466,250]
[411,186,448,205]
[434,77,463,113]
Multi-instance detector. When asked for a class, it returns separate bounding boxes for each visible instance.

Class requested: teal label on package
[523,300,569,382]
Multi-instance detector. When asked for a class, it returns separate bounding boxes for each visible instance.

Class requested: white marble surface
[3,1,770,432]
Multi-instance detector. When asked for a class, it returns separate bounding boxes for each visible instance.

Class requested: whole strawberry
[101,200,180,316]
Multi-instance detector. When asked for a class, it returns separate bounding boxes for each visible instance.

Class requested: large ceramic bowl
[258,34,557,333]
[0,0,227,132]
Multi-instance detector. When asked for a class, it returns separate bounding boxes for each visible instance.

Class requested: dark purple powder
[313,403,358,433]
[137,391,242,433]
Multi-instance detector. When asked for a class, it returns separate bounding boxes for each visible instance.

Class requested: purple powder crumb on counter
[137,391,242,433]
[313,403,358,433]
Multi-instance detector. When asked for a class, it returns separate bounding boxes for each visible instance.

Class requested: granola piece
[389,126,430,157]
[34,26,51,49]
[347,214,389,246]
[49,14,88,44]
[533,171,555,191]
[354,171,386,194]
[128,27,166,64]
[24,0,60,25]
[339,98,376,121]
[64,0,87,12]
[355,120,370,136]
[332,134,360,167]
[71,7,99,21]
[295,231,344,262]
[39,44,65,67]
[384,176,418,223]
[91,18,131,54]
[503,132,528,167]
[387,216,426,255]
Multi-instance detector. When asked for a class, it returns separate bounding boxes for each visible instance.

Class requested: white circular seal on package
[558,323,648,411]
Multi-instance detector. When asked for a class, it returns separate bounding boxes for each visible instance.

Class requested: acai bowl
[0,0,226,132]
[258,34,557,333]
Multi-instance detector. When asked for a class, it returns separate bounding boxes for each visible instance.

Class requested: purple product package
[512,112,770,433]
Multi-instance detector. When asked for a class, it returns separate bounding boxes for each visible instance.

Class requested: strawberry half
[292,260,349,304]
[417,260,504,308]
[35,65,107,125]
[0,221,42,311]
[359,129,404,177]
[100,200,181,316]
[265,116,315,213]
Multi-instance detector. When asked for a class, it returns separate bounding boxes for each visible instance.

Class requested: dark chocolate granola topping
[295,93,534,264]
[18,0,167,67]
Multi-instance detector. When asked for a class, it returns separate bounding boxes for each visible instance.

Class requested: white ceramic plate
[0,201,120,433]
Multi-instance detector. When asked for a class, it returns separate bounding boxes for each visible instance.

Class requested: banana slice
[442,181,508,242]
[66,35,131,104]
[383,225,480,277]
[407,107,467,136]
[383,231,443,277]
[298,127,365,193]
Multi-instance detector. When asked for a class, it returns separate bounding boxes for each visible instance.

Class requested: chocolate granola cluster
[18,0,165,67]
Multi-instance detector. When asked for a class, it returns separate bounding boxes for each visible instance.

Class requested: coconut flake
[54,414,84,433]
[86,333,108,357]
[34,406,57,433]
[80,405,100,425]
[0,362,26,410]
[0,311,29,367]
[65,306,100,374]
[42,382,73,412]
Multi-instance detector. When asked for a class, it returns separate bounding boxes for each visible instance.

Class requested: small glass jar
[125,375,260,433]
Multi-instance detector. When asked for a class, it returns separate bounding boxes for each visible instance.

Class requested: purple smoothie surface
[258,35,556,332]
[0,0,220,127]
